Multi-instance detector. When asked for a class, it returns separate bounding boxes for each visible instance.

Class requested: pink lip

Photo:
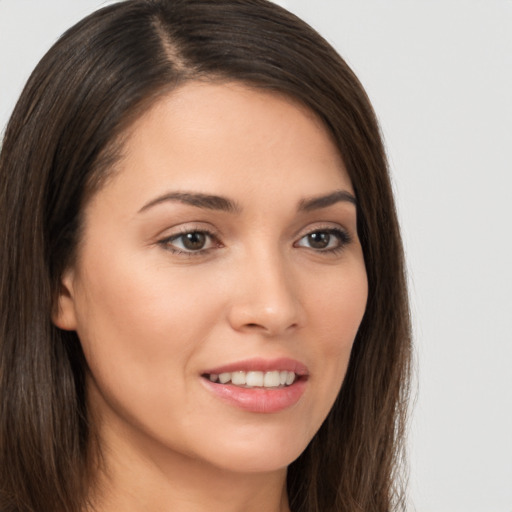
[202,357,309,376]
[200,358,309,414]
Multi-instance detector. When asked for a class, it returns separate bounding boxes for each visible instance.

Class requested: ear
[52,268,79,331]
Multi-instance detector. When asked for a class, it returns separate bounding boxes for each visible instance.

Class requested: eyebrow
[138,191,241,214]
[298,190,357,211]
[138,188,357,215]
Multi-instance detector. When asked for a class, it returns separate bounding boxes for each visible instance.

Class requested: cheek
[309,262,368,352]
[72,254,226,410]
[71,257,231,452]
[302,262,367,419]
[75,254,219,350]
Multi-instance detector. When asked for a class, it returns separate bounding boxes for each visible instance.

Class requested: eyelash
[157,227,352,257]
[158,228,221,256]
[294,227,352,254]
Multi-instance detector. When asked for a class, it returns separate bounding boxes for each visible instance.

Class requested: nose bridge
[228,242,302,335]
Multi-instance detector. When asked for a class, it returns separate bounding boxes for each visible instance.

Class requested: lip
[201,358,309,414]
[202,357,309,376]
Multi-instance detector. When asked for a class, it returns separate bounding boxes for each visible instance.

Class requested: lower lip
[201,378,307,414]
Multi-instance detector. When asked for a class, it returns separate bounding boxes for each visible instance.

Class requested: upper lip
[202,357,309,376]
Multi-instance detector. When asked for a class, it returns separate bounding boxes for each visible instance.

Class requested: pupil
[183,232,206,250]
[308,232,330,249]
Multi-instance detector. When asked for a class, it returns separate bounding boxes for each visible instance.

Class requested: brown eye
[307,232,331,249]
[161,230,218,254]
[181,232,207,251]
[296,228,351,252]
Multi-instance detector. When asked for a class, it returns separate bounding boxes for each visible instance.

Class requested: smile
[201,358,308,413]
[205,370,296,388]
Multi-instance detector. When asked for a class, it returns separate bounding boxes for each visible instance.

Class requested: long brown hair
[0,1,411,511]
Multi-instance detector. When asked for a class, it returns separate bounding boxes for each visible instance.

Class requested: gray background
[1,1,511,511]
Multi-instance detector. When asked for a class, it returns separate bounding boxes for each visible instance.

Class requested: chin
[183,422,312,474]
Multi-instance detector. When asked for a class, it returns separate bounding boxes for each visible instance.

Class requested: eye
[295,228,351,252]
[159,230,219,254]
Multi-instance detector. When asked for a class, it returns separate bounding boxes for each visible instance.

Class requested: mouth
[200,358,308,413]
[202,370,300,388]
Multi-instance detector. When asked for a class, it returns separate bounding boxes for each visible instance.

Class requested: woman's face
[55,82,368,474]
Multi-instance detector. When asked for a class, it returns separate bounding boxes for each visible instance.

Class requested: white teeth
[285,372,295,385]
[246,371,264,387]
[231,371,246,386]
[207,370,297,388]
[264,371,280,387]
[218,372,231,384]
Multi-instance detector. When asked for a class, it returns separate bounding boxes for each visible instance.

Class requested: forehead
[89,81,352,215]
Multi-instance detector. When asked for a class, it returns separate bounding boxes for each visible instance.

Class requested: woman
[0,1,411,511]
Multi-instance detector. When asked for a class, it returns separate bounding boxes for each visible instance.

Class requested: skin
[54,82,368,512]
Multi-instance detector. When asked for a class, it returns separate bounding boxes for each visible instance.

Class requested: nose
[226,249,304,337]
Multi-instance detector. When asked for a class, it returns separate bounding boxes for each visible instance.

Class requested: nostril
[228,295,303,336]
[242,321,299,335]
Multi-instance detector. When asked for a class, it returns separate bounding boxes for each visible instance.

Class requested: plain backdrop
[1,1,511,511]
